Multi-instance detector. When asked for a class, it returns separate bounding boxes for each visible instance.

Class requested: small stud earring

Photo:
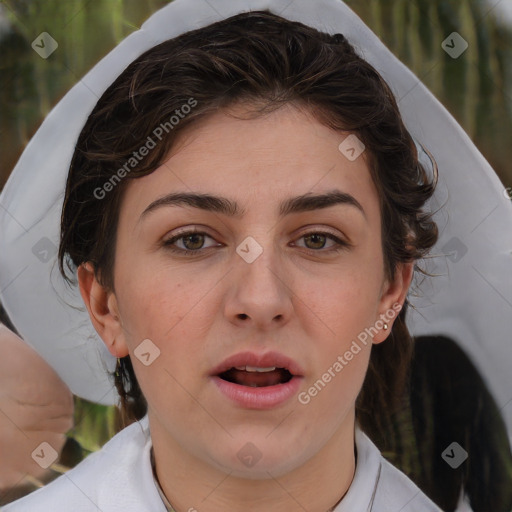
[383,323,389,330]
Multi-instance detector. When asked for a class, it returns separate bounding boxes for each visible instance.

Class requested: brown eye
[162,230,220,255]
[181,233,206,250]
[303,233,328,250]
[293,231,351,254]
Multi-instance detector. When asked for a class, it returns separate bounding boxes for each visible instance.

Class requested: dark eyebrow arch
[139,189,366,223]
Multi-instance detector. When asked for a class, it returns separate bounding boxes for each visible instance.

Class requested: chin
[205,436,313,479]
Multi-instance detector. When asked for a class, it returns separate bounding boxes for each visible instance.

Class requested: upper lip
[210,351,305,377]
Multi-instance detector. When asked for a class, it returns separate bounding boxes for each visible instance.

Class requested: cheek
[115,269,211,413]
[300,259,383,336]
[115,258,198,328]
[297,335,372,431]
[300,283,375,414]
[296,254,383,397]
[115,263,217,368]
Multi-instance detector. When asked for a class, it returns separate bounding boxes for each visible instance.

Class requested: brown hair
[58,10,438,431]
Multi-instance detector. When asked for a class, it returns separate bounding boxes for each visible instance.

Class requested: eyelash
[161,228,351,256]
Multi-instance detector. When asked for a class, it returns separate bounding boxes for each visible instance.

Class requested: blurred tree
[345,0,512,188]
[0,0,169,188]
[1,0,511,187]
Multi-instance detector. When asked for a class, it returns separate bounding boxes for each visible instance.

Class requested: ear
[77,262,129,358]
[372,261,414,344]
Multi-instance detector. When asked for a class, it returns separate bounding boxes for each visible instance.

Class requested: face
[80,102,412,479]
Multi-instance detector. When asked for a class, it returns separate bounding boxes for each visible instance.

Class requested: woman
[1,8,443,511]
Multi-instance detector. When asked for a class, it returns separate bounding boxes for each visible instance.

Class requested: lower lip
[211,375,303,410]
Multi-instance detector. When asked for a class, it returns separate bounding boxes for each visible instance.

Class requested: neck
[149,409,357,512]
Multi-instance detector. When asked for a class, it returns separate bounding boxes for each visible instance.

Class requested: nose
[224,241,293,331]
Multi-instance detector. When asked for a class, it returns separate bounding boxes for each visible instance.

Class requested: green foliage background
[1,0,511,191]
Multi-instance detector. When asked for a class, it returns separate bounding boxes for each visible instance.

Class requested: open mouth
[211,353,303,408]
[218,366,294,387]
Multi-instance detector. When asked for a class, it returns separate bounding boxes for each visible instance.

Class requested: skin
[78,103,413,512]
[0,324,74,493]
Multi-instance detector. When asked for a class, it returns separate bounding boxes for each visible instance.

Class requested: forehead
[120,103,380,225]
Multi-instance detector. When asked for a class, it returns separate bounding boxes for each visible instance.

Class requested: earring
[115,357,121,377]
[383,323,389,330]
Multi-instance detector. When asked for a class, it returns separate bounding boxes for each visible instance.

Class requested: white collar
[141,415,381,512]
[331,426,381,512]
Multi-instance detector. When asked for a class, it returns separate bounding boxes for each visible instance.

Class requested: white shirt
[3,415,443,511]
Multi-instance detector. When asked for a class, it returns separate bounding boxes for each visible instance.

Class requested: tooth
[245,366,276,373]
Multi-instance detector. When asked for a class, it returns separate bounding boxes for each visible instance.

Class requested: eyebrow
[139,189,366,223]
